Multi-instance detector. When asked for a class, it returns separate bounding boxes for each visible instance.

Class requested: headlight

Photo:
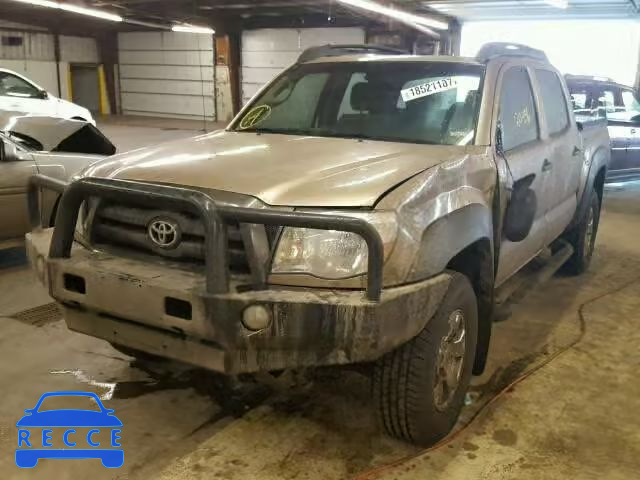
[271,211,397,280]
[75,199,95,241]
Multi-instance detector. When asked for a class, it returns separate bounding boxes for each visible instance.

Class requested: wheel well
[446,238,494,375]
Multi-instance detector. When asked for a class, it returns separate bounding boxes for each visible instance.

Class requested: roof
[565,75,633,89]
[303,54,483,66]
[299,42,551,67]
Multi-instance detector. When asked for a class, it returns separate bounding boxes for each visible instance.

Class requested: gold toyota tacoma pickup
[26,43,610,446]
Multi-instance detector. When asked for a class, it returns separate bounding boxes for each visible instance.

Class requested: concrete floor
[1,120,639,479]
[97,115,228,152]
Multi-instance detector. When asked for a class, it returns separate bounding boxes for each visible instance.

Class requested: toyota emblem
[147,218,181,249]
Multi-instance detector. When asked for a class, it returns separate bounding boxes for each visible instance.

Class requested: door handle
[542,159,553,172]
[631,129,637,134]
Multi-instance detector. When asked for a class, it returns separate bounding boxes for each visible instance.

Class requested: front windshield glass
[233,61,485,146]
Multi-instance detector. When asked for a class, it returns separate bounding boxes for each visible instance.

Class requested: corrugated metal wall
[240,27,365,105]
[60,36,99,63]
[118,32,215,120]
[0,23,99,100]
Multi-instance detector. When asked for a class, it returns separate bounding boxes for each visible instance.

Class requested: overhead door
[118,32,215,120]
[241,27,365,105]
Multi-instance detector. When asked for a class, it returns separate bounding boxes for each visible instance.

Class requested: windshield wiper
[237,127,439,145]
[237,127,312,136]
[318,130,439,145]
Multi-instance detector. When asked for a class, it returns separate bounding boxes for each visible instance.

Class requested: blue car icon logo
[16,391,123,468]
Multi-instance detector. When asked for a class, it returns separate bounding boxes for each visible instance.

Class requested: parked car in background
[566,75,640,181]
[0,113,114,249]
[0,68,95,125]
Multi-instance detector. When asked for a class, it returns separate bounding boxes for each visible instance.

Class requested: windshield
[233,61,485,146]
[0,130,30,151]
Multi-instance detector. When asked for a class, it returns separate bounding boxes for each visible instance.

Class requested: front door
[625,126,640,174]
[495,65,549,286]
[608,123,632,172]
[0,138,37,241]
[617,88,640,176]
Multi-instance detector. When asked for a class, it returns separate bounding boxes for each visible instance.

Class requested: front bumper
[27,229,451,374]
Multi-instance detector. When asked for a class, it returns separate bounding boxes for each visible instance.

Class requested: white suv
[0,68,94,125]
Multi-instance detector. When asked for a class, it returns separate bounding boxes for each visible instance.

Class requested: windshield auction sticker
[238,104,272,130]
[401,77,458,103]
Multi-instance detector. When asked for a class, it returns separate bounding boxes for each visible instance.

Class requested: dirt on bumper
[27,229,452,374]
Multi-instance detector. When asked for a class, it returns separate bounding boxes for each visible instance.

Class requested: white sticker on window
[401,77,458,103]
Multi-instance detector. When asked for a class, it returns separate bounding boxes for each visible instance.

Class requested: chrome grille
[90,203,251,275]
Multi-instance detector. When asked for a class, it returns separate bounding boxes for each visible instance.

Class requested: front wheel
[563,191,601,275]
[373,272,478,446]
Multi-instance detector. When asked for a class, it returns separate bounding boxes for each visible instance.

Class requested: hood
[0,112,115,155]
[607,110,640,123]
[82,131,468,207]
[55,97,92,120]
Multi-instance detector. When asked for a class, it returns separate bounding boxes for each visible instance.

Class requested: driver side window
[498,67,540,151]
[0,72,40,99]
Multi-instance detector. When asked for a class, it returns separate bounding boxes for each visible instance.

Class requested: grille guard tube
[27,174,385,301]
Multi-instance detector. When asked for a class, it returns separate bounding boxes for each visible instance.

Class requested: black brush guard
[28,174,384,301]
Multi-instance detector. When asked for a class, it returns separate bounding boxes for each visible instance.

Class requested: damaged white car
[0,113,115,249]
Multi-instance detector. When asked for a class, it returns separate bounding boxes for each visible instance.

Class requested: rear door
[0,136,37,240]
[532,67,581,244]
[495,64,549,286]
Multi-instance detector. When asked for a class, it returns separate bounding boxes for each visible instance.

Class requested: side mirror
[576,121,584,132]
[37,90,49,100]
[0,139,20,162]
[504,174,537,242]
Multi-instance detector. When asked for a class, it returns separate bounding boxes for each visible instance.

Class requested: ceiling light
[12,0,122,22]
[337,0,449,30]
[544,0,569,8]
[172,24,215,34]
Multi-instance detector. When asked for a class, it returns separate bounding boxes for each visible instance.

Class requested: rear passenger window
[498,67,539,151]
[536,69,570,135]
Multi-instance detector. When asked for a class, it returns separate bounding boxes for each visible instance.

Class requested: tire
[563,191,601,275]
[373,272,478,446]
